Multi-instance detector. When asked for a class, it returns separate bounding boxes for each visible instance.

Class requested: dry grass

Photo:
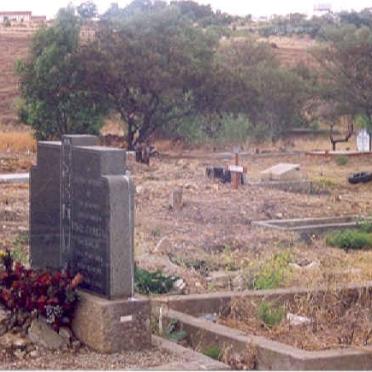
[0,131,35,153]
[220,288,372,351]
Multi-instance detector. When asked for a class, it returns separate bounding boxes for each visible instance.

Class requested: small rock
[172,278,186,293]
[286,313,311,326]
[136,185,144,195]
[29,350,40,358]
[0,307,9,324]
[59,326,73,342]
[71,340,81,351]
[13,337,30,350]
[28,318,68,350]
[275,213,283,219]
[13,350,25,359]
[0,333,26,350]
[199,313,218,322]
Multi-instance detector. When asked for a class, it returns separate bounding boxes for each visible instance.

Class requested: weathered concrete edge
[253,221,362,232]
[251,215,370,232]
[0,173,29,184]
[152,335,230,370]
[162,309,372,370]
[153,281,372,316]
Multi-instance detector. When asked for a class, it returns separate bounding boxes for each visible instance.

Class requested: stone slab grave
[30,134,151,353]
[260,163,302,182]
[246,162,312,194]
[153,282,372,370]
[252,215,370,233]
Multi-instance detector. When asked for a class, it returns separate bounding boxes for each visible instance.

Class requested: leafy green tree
[208,39,311,140]
[77,1,98,19]
[170,0,213,21]
[313,25,372,148]
[101,0,167,21]
[17,7,107,140]
[82,7,218,149]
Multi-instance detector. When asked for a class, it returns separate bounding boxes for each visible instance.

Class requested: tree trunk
[127,119,134,151]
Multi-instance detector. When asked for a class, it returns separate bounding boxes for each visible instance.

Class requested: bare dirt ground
[1,135,372,295]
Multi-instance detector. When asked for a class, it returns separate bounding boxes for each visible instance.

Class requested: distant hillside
[0,28,34,129]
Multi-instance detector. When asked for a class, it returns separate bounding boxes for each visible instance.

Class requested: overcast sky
[2,0,372,18]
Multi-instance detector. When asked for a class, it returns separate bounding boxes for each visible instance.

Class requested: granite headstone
[30,135,134,298]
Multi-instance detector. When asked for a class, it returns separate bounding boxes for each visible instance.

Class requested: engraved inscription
[71,176,108,295]
[61,138,72,265]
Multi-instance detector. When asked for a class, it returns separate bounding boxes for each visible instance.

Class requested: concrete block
[72,291,151,353]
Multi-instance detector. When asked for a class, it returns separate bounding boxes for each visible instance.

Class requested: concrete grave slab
[261,163,302,182]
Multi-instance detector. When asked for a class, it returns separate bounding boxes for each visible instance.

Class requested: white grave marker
[357,129,370,152]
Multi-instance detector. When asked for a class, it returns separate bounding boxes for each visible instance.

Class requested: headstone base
[72,291,151,353]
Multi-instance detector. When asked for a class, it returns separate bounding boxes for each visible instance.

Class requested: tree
[313,25,372,149]
[209,39,311,140]
[77,1,98,19]
[101,0,167,21]
[16,7,107,140]
[82,7,218,149]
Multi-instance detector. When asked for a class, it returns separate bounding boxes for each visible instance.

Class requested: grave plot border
[153,282,372,370]
[252,215,371,233]
[247,180,313,194]
[153,335,229,370]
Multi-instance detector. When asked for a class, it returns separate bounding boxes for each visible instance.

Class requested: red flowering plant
[0,249,83,331]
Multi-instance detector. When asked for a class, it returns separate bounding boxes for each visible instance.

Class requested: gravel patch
[0,345,183,370]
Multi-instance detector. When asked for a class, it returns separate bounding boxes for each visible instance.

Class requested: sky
[1,0,372,19]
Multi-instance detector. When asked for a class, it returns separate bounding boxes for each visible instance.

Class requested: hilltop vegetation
[11,0,372,150]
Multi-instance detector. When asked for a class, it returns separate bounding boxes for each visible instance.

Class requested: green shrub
[326,229,372,250]
[203,345,221,360]
[165,319,188,342]
[335,155,348,166]
[169,114,257,145]
[257,302,284,328]
[134,267,178,294]
[357,220,372,233]
[253,252,292,290]
[11,232,29,265]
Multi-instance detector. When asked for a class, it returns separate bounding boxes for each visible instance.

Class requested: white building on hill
[313,3,332,16]
[0,11,32,23]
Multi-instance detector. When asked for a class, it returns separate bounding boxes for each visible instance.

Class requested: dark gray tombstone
[30,141,62,269]
[30,135,134,299]
[30,135,98,270]
[30,135,149,352]
[60,135,98,267]
[69,145,134,298]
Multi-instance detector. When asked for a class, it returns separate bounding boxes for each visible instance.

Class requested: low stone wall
[154,283,372,370]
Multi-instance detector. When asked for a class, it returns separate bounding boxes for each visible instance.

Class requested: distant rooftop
[0,11,32,15]
[313,3,332,12]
